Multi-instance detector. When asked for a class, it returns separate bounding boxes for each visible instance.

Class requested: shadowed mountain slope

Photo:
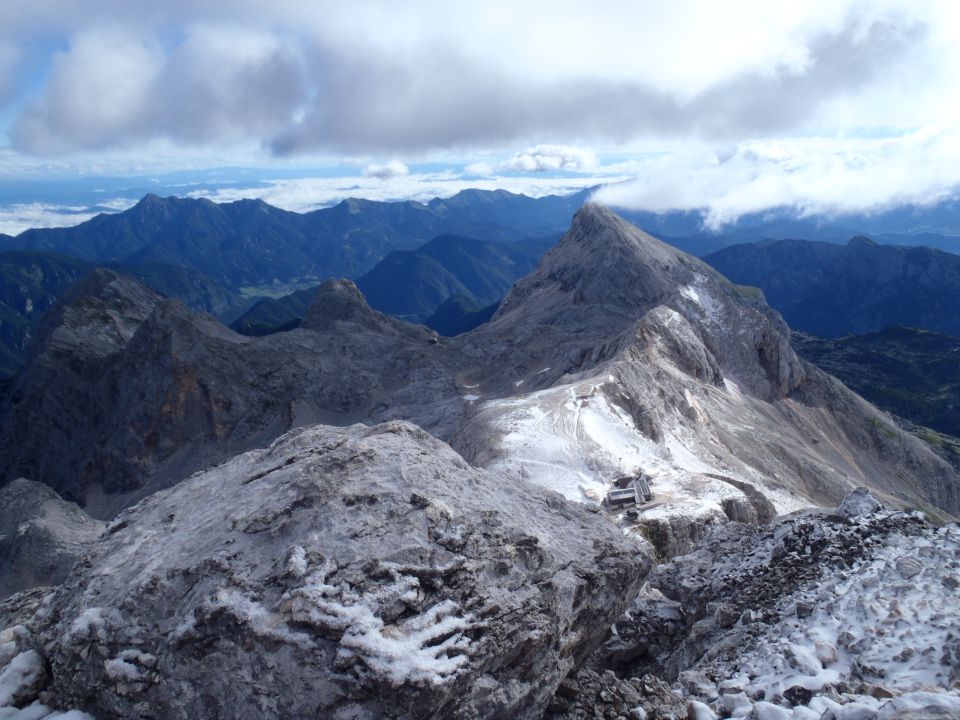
[704,237,960,337]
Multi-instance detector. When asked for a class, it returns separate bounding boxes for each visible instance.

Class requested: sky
[1,1,959,234]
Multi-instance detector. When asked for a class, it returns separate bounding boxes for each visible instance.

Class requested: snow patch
[104,657,142,682]
[0,705,96,719]
[476,376,666,502]
[287,545,308,579]
[284,566,474,686]
[679,275,723,325]
[206,588,311,647]
[0,651,44,706]
[67,608,107,643]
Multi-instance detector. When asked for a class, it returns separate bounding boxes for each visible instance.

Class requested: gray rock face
[633,512,726,561]
[0,478,104,599]
[545,669,687,720]
[0,272,466,517]
[0,270,164,508]
[20,421,649,720]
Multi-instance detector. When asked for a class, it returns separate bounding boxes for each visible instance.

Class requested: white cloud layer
[1,1,959,221]
[500,145,598,173]
[187,172,617,213]
[0,203,111,236]
[594,127,960,227]
[3,1,958,155]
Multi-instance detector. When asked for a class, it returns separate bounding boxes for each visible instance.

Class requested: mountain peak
[134,193,168,209]
[57,267,158,312]
[299,279,383,332]
[848,235,878,248]
[569,201,624,232]
[496,203,695,318]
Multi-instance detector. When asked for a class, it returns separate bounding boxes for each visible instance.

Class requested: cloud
[362,160,409,180]
[0,202,116,236]
[12,24,306,154]
[1,1,959,218]
[12,27,164,153]
[592,127,960,227]
[3,2,948,157]
[500,145,597,173]
[463,162,494,176]
[269,12,931,155]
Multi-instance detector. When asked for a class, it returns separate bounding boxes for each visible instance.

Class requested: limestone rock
[33,421,650,720]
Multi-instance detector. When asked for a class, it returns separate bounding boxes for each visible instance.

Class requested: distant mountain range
[617,197,960,255]
[4,187,960,376]
[0,189,589,290]
[794,326,960,438]
[0,189,585,372]
[4,205,956,525]
[704,236,960,337]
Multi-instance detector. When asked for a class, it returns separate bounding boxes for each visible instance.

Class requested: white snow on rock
[0,651,45,707]
[720,523,960,700]
[678,276,723,326]
[284,565,474,686]
[0,649,93,719]
[666,504,960,720]
[467,371,804,535]
[473,375,667,503]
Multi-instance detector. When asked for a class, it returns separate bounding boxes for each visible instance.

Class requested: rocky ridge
[1,205,958,537]
[453,206,960,538]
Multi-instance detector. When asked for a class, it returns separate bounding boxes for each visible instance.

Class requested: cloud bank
[1,1,959,222]
[594,128,960,228]
[3,2,952,156]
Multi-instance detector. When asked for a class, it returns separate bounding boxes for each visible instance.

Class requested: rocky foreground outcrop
[0,421,650,720]
[554,488,960,719]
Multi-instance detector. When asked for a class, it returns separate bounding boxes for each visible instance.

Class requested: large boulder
[26,421,649,719]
